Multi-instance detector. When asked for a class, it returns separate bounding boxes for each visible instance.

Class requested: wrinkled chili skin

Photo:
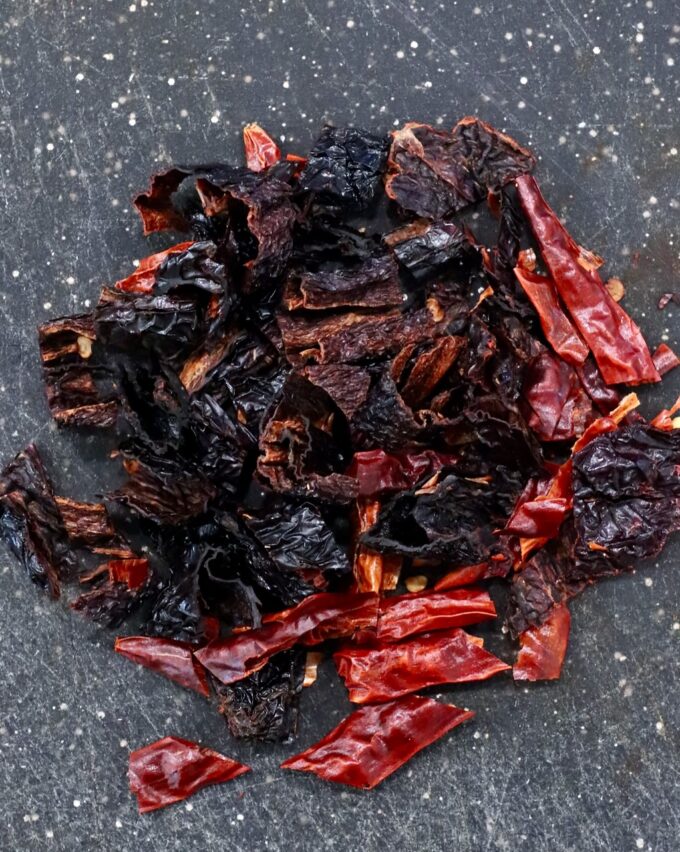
[128,736,250,813]
[334,628,510,703]
[281,696,474,789]
[513,603,571,681]
[115,636,212,696]
[195,592,379,685]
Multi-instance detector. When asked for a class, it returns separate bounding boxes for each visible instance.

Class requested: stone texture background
[0,1,678,850]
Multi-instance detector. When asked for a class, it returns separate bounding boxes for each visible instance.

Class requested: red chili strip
[128,736,250,813]
[513,603,571,681]
[514,267,588,366]
[115,636,211,697]
[515,174,659,386]
[195,592,379,685]
[346,449,458,497]
[652,343,680,377]
[281,696,473,789]
[334,628,510,704]
[375,588,496,643]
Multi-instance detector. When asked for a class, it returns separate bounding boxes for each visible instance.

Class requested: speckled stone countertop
[0,2,678,851]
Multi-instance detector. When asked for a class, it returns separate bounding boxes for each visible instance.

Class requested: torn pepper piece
[513,603,571,682]
[652,343,680,377]
[374,588,497,643]
[352,498,402,593]
[128,736,250,813]
[347,449,458,497]
[515,174,659,385]
[115,636,212,697]
[133,167,192,235]
[195,592,379,685]
[522,351,594,442]
[71,557,150,627]
[243,122,281,172]
[281,696,473,789]
[334,628,510,703]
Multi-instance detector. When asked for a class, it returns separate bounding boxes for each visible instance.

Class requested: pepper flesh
[281,696,473,789]
[195,592,379,685]
[334,628,510,703]
[115,636,211,697]
[128,736,250,813]
[513,603,571,681]
[374,588,496,642]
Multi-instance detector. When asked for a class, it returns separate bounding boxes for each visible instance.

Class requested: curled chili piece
[281,695,473,789]
[334,628,510,704]
[513,603,571,681]
[128,736,250,813]
[652,343,680,377]
[374,588,497,643]
[243,123,281,172]
[515,174,659,386]
[114,241,195,294]
[195,592,379,685]
[346,449,458,497]
[115,636,212,697]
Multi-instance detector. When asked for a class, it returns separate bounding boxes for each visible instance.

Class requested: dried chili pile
[2,118,679,808]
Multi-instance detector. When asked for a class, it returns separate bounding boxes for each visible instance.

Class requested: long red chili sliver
[375,588,497,643]
[195,592,378,685]
[515,174,659,386]
[334,628,510,704]
[514,267,588,366]
[513,603,571,681]
[280,696,474,789]
[128,736,250,813]
[115,636,212,697]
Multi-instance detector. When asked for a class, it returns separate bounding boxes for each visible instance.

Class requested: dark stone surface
[0,2,678,850]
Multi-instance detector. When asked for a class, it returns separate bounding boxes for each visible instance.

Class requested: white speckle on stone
[12,270,19,279]
[644,577,653,587]
[128,113,136,126]
[422,790,431,799]
[504,32,513,41]
[554,44,561,53]
[636,839,644,850]
[635,33,644,43]
[75,72,84,81]
[648,195,658,205]
[243,74,252,83]
[614,651,627,662]
[593,46,601,54]
[667,57,675,67]
[45,830,54,839]
[236,813,244,821]
[73,799,81,808]
[111,101,119,109]
[642,210,651,219]
[518,101,526,109]
[43,302,52,310]
[103,53,114,61]
[210,112,220,123]
[655,720,664,733]
[59,702,68,710]
[96,710,105,719]
[167,77,175,86]
[282,80,289,89]
[520,76,528,85]
[473,6,482,14]
[115,819,123,828]
[346,19,355,28]
[185,803,194,812]
[410,40,418,49]
[396,50,404,59]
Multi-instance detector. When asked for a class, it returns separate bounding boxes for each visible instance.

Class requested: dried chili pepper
[243,123,281,172]
[513,603,571,681]
[195,592,378,685]
[334,628,510,703]
[115,636,212,697]
[128,736,250,813]
[281,696,473,789]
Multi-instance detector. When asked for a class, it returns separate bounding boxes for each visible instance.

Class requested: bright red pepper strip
[114,242,194,294]
[514,267,588,366]
[128,736,250,813]
[515,174,659,386]
[652,343,680,377]
[334,628,510,704]
[281,696,473,789]
[513,603,571,681]
[195,592,379,685]
[375,588,496,643]
[243,123,281,172]
[115,636,211,697]
[107,558,149,590]
[650,396,680,431]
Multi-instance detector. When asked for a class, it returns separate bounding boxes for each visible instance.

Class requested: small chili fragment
[243,122,281,172]
[334,628,509,703]
[115,636,211,697]
[375,588,496,643]
[513,603,571,681]
[128,736,250,813]
[281,695,473,789]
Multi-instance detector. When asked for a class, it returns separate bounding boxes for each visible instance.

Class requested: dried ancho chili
[1,116,678,803]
